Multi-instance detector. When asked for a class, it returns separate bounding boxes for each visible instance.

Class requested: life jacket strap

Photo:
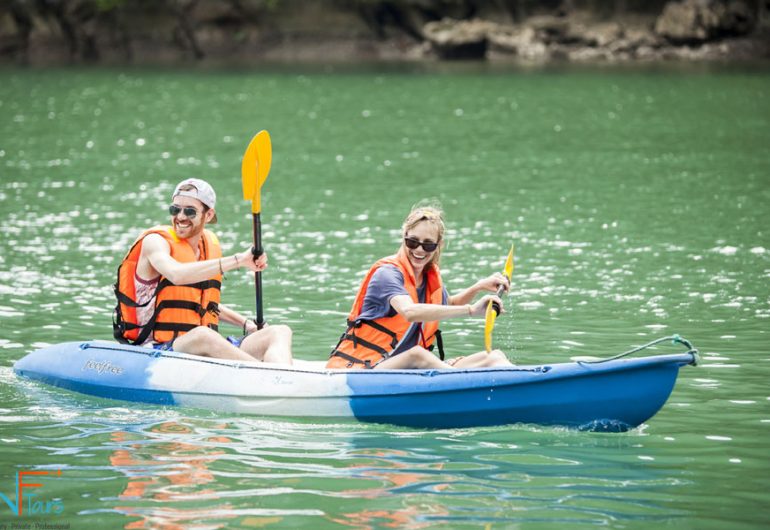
[329,350,373,369]
[346,318,399,350]
[152,322,198,334]
[113,307,155,346]
[341,333,390,356]
[156,299,206,316]
[157,278,221,291]
[114,288,155,308]
[434,329,445,360]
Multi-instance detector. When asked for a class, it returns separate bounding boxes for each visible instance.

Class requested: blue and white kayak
[13,338,697,430]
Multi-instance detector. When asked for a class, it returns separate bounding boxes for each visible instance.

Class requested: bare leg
[451,350,513,368]
[172,326,256,362]
[240,324,293,365]
[375,346,453,370]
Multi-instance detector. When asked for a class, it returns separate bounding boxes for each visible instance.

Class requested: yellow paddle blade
[241,130,272,213]
[484,300,496,353]
[503,243,514,281]
[255,130,272,187]
[241,133,259,201]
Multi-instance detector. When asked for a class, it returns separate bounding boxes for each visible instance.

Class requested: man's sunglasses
[404,237,439,252]
[169,204,199,218]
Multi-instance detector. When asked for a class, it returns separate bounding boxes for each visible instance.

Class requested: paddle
[241,130,272,329]
[484,244,514,352]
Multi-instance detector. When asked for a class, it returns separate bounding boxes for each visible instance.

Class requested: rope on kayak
[578,334,699,365]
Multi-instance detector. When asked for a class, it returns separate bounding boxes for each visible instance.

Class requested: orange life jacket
[113,225,222,345]
[327,250,444,369]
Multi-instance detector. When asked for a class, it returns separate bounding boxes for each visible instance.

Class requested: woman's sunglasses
[168,204,199,218]
[404,237,439,252]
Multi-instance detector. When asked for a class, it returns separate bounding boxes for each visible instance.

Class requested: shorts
[152,340,175,351]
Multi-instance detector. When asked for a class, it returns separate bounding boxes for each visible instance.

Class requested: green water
[1,64,769,528]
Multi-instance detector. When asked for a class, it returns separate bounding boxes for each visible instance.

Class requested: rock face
[427,3,768,63]
[654,0,757,42]
[423,18,498,59]
[0,0,767,65]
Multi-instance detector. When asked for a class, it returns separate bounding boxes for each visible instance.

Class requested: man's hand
[236,248,268,272]
[244,318,259,335]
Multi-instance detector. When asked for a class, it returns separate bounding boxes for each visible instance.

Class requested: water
[1,64,768,528]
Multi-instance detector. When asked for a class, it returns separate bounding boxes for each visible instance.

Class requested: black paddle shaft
[252,213,265,329]
[492,284,505,316]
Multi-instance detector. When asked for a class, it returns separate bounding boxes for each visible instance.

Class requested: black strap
[114,288,155,308]
[360,320,399,349]
[425,329,445,360]
[152,322,198,333]
[346,319,399,349]
[330,350,373,369]
[113,305,154,346]
[341,333,390,356]
[131,320,155,345]
[156,299,204,314]
[435,329,445,360]
[157,278,221,291]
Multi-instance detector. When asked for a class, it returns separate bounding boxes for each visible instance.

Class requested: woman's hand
[475,272,510,294]
[469,294,503,316]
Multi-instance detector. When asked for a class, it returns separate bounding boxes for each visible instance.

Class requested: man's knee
[269,324,292,340]
[185,326,220,344]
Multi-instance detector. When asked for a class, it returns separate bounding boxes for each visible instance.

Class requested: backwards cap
[172,178,218,223]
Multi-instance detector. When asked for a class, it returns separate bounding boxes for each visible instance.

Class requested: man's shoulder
[140,230,173,253]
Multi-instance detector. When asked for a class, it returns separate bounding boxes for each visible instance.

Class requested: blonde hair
[401,200,446,266]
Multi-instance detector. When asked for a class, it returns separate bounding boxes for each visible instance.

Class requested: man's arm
[218,304,255,331]
[140,233,266,286]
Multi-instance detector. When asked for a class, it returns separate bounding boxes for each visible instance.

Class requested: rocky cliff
[1,0,768,65]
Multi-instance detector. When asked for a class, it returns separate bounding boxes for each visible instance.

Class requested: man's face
[169,195,209,239]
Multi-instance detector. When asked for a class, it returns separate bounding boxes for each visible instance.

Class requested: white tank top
[134,273,159,345]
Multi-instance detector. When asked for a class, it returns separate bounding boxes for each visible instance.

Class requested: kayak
[13,337,697,431]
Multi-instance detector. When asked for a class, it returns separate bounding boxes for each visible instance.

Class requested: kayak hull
[14,341,696,430]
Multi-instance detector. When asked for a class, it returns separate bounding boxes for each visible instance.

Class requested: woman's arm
[448,272,510,306]
[390,293,502,323]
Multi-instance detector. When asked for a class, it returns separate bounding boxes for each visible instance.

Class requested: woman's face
[403,220,440,272]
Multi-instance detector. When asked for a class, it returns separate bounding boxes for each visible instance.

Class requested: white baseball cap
[172,178,218,223]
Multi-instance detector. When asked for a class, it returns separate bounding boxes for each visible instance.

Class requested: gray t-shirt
[357,265,448,354]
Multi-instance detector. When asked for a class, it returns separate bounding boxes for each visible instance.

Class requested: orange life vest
[327,250,444,369]
[113,225,222,345]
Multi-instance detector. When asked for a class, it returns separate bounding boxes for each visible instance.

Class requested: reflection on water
[1,66,769,527]
[3,404,699,528]
[109,423,234,529]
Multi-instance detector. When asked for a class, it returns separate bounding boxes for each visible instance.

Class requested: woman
[327,203,513,370]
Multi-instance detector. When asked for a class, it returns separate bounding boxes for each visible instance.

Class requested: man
[113,178,293,364]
